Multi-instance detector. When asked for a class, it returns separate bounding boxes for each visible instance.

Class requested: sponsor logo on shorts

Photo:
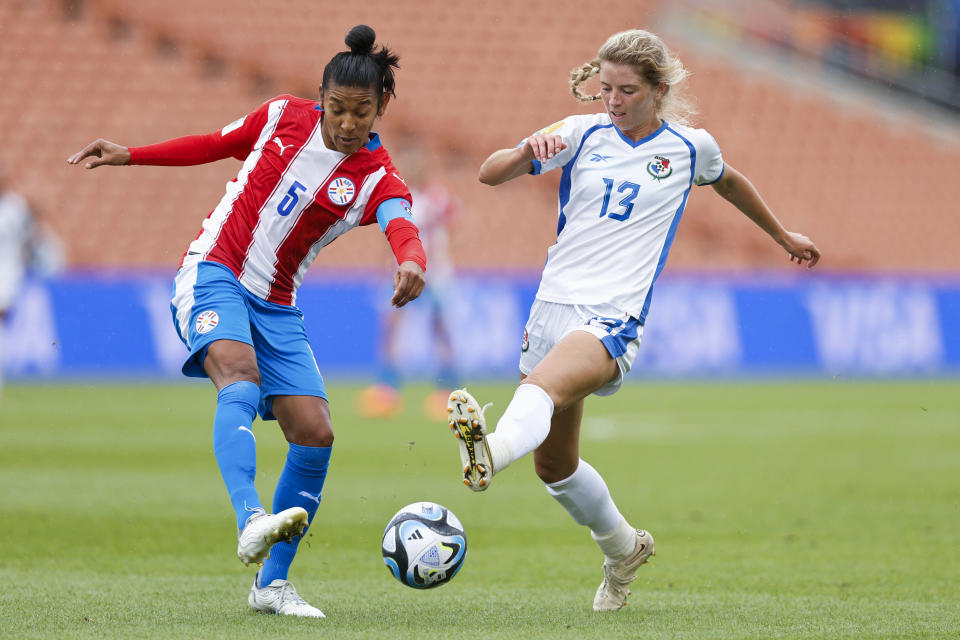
[521,329,529,352]
[195,310,219,335]
[327,177,356,206]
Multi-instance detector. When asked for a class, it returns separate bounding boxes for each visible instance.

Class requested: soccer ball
[381,502,467,589]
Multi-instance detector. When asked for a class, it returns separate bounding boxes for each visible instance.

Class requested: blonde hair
[570,29,694,125]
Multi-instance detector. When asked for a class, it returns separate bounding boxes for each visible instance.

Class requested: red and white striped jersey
[145,94,412,306]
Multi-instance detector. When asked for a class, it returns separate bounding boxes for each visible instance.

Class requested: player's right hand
[525,134,567,163]
[67,139,131,169]
[781,231,821,268]
[392,260,425,308]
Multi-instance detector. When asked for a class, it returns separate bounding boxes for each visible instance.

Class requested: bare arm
[478,134,567,186]
[711,164,821,268]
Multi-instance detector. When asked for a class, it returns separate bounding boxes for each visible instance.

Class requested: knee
[305,424,334,448]
[204,341,261,387]
[284,404,334,447]
[534,453,576,485]
[292,417,334,447]
[520,377,567,411]
[208,357,261,387]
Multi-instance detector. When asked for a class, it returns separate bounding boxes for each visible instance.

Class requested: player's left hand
[392,260,425,308]
[781,231,821,268]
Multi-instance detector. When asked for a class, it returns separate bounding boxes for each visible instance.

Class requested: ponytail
[569,59,602,103]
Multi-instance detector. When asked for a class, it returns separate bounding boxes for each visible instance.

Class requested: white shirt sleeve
[690,128,724,186]
[523,116,590,175]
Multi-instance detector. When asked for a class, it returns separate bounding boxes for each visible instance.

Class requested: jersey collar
[364,133,382,151]
[613,119,668,148]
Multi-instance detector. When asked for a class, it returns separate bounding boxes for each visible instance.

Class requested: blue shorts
[170,261,327,420]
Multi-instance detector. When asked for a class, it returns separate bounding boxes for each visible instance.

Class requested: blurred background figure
[358,141,463,420]
[0,166,64,397]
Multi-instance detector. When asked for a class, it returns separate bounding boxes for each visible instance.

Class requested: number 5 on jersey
[277,180,307,216]
[599,178,641,222]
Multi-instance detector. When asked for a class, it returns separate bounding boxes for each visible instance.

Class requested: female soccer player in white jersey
[68,26,426,618]
[447,29,821,612]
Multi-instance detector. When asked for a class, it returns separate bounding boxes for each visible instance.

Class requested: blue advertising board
[4,271,959,380]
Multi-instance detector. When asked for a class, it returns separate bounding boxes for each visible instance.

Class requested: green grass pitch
[1,380,958,639]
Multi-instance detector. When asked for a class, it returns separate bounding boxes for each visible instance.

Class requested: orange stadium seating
[2,0,958,271]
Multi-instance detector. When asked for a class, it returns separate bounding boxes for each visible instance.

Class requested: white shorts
[519,299,643,396]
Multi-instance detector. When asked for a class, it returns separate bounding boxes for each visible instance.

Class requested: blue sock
[259,443,332,585]
[435,365,459,391]
[377,365,400,390]
[212,381,263,530]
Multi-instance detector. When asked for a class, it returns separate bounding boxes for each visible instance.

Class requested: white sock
[544,458,622,530]
[486,383,554,474]
[591,517,638,561]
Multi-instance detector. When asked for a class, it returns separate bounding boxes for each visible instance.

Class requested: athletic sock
[259,443,332,584]
[591,517,639,561]
[486,383,554,474]
[212,381,263,530]
[544,458,636,560]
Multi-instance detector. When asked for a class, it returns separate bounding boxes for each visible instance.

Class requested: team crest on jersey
[647,155,673,181]
[521,329,530,352]
[195,310,219,335]
[327,177,356,206]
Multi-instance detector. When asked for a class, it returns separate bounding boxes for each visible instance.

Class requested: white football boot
[593,529,656,612]
[249,574,325,618]
[447,389,494,491]
[237,507,308,566]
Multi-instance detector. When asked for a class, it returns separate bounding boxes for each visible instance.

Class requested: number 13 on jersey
[599,178,641,222]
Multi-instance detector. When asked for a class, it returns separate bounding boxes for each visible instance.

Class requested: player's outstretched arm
[711,164,821,268]
[478,134,567,186]
[67,139,131,169]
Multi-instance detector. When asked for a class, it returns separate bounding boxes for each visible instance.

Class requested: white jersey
[529,113,724,322]
[0,190,32,310]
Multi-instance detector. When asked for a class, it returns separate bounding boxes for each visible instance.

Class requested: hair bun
[345,24,376,55]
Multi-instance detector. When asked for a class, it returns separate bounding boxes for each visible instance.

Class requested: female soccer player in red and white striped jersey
[69,25,425,618]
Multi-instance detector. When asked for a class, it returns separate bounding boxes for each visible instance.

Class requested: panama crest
[647,155,673,181]
[327,177,356,205]
[195,310,219,335]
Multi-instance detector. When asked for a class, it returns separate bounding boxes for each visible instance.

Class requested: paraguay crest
[327,177,356,205]
[195,310,219,335]
[647,155,673,181]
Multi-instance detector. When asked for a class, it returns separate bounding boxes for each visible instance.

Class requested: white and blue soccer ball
[381,502,467,589]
